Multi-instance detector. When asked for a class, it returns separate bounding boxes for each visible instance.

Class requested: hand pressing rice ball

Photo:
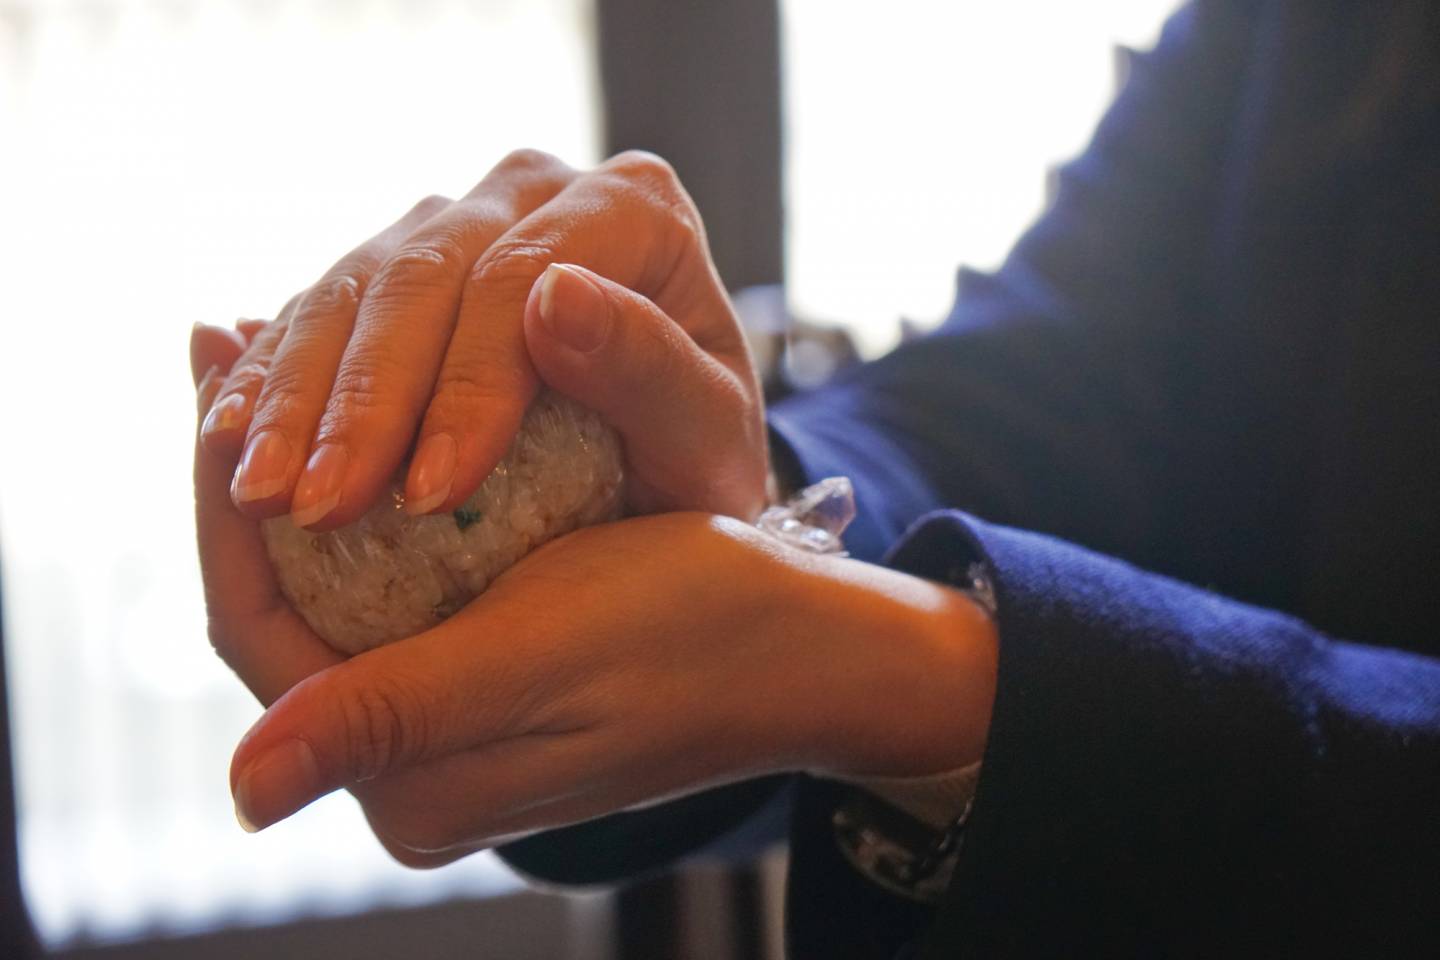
[262,390,624,655]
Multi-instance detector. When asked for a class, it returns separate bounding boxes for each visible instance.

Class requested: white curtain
[3,0,1187,946]
[0,0,599,945]
[783,0,1182,355]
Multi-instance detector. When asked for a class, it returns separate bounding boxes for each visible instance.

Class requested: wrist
[793,555,999,779]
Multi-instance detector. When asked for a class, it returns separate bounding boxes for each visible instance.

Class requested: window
[4,0,1190,949]
[782,0,1182,355]
[0,0,599,946]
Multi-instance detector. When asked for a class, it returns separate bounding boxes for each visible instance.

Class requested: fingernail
[234,739,322,833]
[538,263,609,353]
[234,796,259,833]
[291,443,348,528]
[405,433,456,515]
[202,393,249,439]
[232,429,292,504]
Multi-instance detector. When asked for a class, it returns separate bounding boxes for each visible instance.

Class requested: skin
[200,150,769,528]
[190,150,999,866]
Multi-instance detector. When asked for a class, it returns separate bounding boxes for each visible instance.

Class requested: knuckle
[477,150,574,207]
[366,238,464,306]
[666,202,705,252]
[606,149,679,187]
[248,377,314,430]
[428,371,500,409]
[412,194,452,218]
[301,273,364,316]
[494,147,564,177]
[222,360,272,393]
[388,237,463,272]
[597,151,702,246]
[335,675,428,783]
[454,195,513,227]
[322,352,413,425]
[469,238,554,296]
[429,367,530,423]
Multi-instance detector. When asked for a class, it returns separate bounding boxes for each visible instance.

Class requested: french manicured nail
[232,429,291,504]
[233,739,322,833]
[290,444,348,528]
[202,392,249,439]
[538,263,609,353]
[405,433,457,515]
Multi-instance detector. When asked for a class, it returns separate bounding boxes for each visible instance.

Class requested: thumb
[228,655,426,831]
[522,263,765,519]
[228,626,502,832]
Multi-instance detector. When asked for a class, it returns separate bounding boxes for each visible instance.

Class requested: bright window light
[0,0,599,946]
[782,0,1182,355]
[3,0,1188,946]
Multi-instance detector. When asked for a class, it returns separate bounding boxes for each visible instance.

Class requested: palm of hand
[201,348,798,861]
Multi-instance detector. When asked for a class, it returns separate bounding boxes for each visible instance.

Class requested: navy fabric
[896,515,1440,956]
[504,0,1440,953]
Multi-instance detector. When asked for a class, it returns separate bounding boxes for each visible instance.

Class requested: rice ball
[262,390,624,655]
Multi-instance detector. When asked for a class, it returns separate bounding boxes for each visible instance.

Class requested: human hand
[218,510,996,865]
[193,324,348,709]
[195,324,995,866]
[200,150,768,532]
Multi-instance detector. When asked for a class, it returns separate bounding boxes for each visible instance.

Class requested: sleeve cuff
[835,522,1000,831]
[836,761,982,831]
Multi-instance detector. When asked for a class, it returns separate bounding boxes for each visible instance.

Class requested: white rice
[262,390,624,654]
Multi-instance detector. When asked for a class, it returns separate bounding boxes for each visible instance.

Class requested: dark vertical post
[1,557,40,957]
[615,873,686,958]
[596,0,785,292]
[597,3,784,955]
[726,866,768,959]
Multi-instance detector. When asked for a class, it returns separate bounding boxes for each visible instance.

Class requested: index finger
[225,564,591,831]
[195,362,342,705]
[402,150,734,518]
[287,150,578,531]
[225,195,454,518]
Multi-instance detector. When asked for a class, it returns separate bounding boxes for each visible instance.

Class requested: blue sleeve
[889,512,1440,954]
[498,774,790,886]
[771,0,1440,951]
[499,0,1261,886]
[769,0,1256,569]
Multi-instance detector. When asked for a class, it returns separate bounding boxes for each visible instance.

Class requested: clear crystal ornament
[756,476,856,555]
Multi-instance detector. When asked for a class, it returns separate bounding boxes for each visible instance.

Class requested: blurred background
[0,0,1177,956]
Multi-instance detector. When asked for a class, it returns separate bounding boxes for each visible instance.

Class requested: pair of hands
[193,150,996,866]
[195,149,768,528]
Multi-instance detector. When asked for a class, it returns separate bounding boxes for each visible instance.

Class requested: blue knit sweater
[506,2,1440,954]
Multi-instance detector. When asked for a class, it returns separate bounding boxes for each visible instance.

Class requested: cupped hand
[194,328,347,707]
[200,149,768,531]
[223,513,997,867]
[195,333,996,866]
